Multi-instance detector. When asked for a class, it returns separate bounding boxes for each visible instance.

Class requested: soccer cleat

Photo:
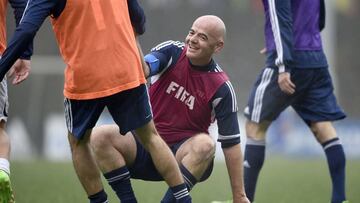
[0,170,15,203]
[210,200,232,203]
[342,201,349,203]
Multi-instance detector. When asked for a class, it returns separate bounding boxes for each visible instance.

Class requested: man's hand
[259,47,267,54]
[278,72,295,95]
[222,144,251,203]
[8,59,31,85]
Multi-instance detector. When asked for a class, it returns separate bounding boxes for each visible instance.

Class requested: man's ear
[214,41,224,54]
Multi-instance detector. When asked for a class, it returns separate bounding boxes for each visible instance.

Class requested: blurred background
[4,0,360,202]
[5,0,360,160]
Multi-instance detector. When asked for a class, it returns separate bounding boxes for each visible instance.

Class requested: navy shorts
[64,84,153,139]
[129,135,214,182]
[244,67,346,125]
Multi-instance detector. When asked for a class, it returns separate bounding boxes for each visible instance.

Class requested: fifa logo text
[166,81,195,110]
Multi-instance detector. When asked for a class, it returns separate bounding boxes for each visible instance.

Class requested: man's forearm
[223,144,247,201]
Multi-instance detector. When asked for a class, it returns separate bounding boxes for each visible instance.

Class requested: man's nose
[190,35,198,43]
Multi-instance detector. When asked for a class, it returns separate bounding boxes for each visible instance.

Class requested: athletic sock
[104,166,137,203]
[161,164,197,203]
[243,138,266,202]
[88,189,108,203]
[172,183,192,203]
[322,138,346,203]
[180,164,197,190]
[0,158,10,174]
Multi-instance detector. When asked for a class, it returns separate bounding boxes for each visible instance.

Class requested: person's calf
[322,138,347,203]
[243,138,266,202]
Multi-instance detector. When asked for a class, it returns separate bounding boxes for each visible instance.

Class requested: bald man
[89,15,249,203]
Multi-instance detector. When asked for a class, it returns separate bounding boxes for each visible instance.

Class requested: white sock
[0,158,10,174]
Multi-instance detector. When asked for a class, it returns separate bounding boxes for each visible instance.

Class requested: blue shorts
[129,135,214,182]
[64,84,153,139]
[244,67,346,125]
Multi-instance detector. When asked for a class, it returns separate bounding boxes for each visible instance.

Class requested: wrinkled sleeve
[267,0,294,72]
[0,0,58,80]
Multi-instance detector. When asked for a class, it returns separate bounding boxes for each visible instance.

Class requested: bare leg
[176,133,215,180]
[68,131,104,196]
[90,125,137,172]
[134,120,184,187]
[310,121,337,143]
[0,122,10,160]
[0,121,14,203]
[90,125,138,202]
[243,120,270,202]
[161,133,215,202]
[310,121,347,203]
[135,121,191,202]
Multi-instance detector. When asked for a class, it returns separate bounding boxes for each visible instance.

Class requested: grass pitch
[11,157,360,203]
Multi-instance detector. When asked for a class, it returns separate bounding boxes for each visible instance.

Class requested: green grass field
[11,157,360,203]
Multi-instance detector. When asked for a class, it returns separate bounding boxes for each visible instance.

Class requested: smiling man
[89,15,250,203]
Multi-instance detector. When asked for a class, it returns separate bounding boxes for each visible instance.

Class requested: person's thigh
[91,124,138,166]
[174,134,214,182]
[292,68,346,125]
[128,133,163,181]
[0,77,9,157]
[64,98,105,139]
[174,134,214,162]
[244,67,294,123]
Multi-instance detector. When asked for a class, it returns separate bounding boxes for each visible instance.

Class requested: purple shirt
[262,0,327,71]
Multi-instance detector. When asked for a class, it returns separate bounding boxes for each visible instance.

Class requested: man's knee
[310,121,337,143]
[192,135,216,159]
[89,126,113,152]
[245,120,269,140]
[0,120,6,130]
[68,132,82,152]
[0,120,8,138]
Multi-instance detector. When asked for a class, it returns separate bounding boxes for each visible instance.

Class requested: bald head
[185,15,226,65]
[192,15,226,43]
